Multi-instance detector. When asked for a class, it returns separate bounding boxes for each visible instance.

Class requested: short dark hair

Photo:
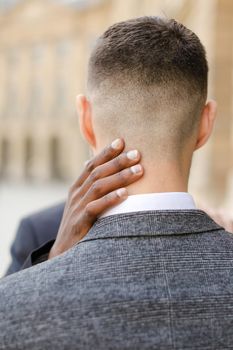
[88,16,208,94]
[87,17,208,155]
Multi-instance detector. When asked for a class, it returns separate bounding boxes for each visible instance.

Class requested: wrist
[48,245,60,259]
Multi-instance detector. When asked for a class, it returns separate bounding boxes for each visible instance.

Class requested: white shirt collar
[101,192,196,218]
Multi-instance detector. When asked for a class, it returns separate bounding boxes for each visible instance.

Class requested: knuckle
[101,145,115,161]
[68,188,75,200]
[69,181,76,194]
[85,203,95,218]
[102,147,108,157]
[118,169,129,182]
[90,168,100,182]
[85,160,95,173]
[91,180,103,196]
[71,188,80,204]
[103,146,111,158]
[105,192,115,202]
[113,155,123,169]
[69,193,77,206]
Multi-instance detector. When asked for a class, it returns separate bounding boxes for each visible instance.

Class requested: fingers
[81,164,144,206]
[83,188,128,224]
[79,149,141,197]
[71,138,125,190]
[50,187,129,258]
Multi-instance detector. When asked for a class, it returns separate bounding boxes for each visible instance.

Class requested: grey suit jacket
[0,210,233,350]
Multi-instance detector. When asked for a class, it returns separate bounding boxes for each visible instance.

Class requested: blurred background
[0,0,232,276]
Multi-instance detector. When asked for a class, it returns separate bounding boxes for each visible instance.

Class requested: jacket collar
[79,210,223,244]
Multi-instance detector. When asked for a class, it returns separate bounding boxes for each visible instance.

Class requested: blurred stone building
[0,0,232,208]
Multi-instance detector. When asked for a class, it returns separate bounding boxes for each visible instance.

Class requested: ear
[76,94,96,148]
[195,100,217,151]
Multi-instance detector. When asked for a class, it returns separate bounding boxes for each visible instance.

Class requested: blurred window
[3,82,18,118]
[3,48,19,118]
[24,137,33,179]
[27,82,42,119]
[0,138,10,178]
[56,40,71,58]
[53,78,68,117]
[32,44,44,64]
[53,40,71,118]
[50,137,63,179]
[27,45,44,119]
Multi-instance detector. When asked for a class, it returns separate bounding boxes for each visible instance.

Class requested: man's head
[78,16,216,178]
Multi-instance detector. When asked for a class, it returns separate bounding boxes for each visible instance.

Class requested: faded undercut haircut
[87,16,208,157]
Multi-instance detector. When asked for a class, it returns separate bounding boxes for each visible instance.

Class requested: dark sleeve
[21,240,55,270]
[5,218,39,276]
[5,202,64,276]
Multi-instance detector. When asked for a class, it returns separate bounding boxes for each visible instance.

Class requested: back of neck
[127,162,190,195]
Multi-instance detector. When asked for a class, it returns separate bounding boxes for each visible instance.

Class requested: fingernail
[131,164,142,174]
[116,188,128,198]
[111,138,122,150]
[127,150,139,160]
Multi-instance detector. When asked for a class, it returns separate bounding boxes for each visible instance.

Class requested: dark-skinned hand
[49,138,143,259]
